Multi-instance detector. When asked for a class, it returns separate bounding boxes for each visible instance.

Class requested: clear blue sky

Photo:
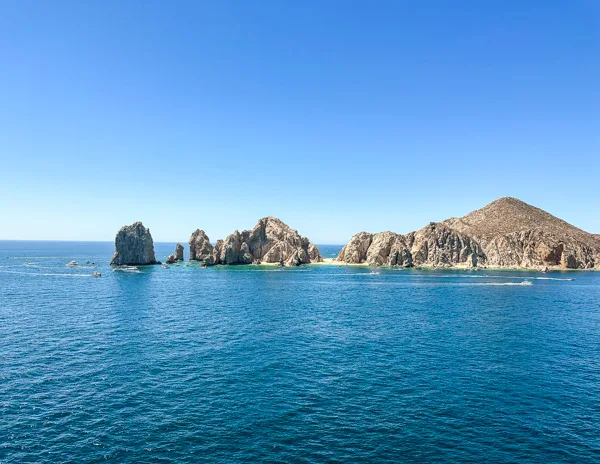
[1,0,598,243]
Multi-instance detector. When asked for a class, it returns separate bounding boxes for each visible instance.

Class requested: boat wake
[414,274,574,281]
[0,269,97,277]
[460,281,533,286]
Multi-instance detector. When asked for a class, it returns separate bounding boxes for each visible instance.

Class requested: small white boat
[66,260,78,267]
[92,272,102,277]
[112,265,140,273]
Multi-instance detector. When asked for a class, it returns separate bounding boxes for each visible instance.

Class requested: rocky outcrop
[337,224,483,267]
[408,223,485,267]
[189,229,215,265]
[337,232,373,264]
[166,243,184,264]
[213,240,223,265]
[219,230,253,265]
[366,231,403,266]
[195,217,321,266]
[175,243,184,261]
[308,243,323,263]
[338,197,600,269]
[110,222,158,266]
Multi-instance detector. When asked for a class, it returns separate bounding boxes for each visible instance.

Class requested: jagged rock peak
[189,229,215,265]
[219,217,322,266]
[110,221,158,266]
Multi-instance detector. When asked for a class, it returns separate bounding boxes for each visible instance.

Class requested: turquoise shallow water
[1,241,600,463]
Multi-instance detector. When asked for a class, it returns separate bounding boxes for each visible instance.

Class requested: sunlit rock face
[187,217,322,266]
[218,217,321,266]
[189,229,214,265]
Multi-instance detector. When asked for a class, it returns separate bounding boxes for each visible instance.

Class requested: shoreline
[311,258,596,272]
[175,258,596,272]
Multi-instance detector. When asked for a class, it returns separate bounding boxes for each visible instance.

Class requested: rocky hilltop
[338,197,600,270]
[189,217,323,266]
[110,222,158,266]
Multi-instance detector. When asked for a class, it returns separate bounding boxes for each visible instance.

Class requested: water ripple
[1,242,599,463]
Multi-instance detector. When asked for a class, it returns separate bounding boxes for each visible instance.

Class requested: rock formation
[166,243,185,264]
[175,243,184,261]
[338,224,484,268]
[189,217,322,266]
[110,222,158,266]
[308,243,323,263]
[338,197,600,270]
[189,229,215,265]
[337,232,373,264]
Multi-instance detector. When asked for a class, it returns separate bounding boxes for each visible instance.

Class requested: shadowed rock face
[175,243,184,261]
[189,230,215,265]
[110,222,157,266]
[338,197,600,269]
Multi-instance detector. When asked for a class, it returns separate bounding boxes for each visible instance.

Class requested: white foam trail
[458,281,533,286]
[400,273,574,281]
[0,269,95,277]
[39,273,95,277]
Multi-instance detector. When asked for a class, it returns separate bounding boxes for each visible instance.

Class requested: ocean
[1,241,599,463]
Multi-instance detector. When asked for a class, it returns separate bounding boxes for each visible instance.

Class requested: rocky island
[189,217,323,266]
[337,197,600,270]
[110,222,159,266]
[110,199,598,270]
[111,217,322,267]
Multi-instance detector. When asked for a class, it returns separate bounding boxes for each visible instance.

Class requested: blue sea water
[1,241,599,463]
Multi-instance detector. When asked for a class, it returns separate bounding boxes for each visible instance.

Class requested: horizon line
[0,239,345,245]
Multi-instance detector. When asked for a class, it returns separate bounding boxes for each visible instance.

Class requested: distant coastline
[105,197,599,271]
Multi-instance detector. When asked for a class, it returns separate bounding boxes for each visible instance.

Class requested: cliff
[338,197,599,270]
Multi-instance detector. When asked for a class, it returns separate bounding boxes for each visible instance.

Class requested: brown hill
[338,197,600,269]
[443,197,599,247]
